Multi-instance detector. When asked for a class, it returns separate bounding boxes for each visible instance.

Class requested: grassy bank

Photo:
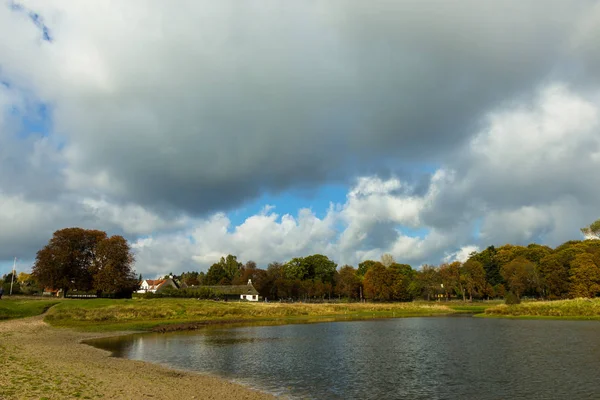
[44,298,457,331]
[0,297,60,321]
[484,298,600,319]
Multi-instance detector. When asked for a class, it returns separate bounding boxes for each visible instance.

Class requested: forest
[4,220,600,302]
[172,229,600,302]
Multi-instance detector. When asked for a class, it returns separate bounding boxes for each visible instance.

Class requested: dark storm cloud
[0,1,591,216]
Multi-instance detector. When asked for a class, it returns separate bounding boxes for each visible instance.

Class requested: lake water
[88,316,600,399]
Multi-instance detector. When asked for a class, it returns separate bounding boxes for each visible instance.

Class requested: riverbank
[484,298,600,319]
[43,298,457,332]
[0,314,274,400]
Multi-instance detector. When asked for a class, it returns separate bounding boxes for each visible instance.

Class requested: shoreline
[0,315,275,400]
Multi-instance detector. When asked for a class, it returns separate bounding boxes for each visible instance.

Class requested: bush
[138,287,218,299]
[505,291,521,305]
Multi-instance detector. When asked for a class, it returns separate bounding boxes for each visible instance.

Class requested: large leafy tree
[32,228,136,296]
[461,259,486,301]
[205,262,228,285]
[439,262,462,300]
[388,263,415,301]
[357,260,379,277]
[284,257,310,280]
[363,263,391,301]
[205,254,243,285]
[569,253,600,298]
[335,265,361,299]
[416,264,441,301]
[539,245,581,299]
[93,235,138,294]
[500,256,538,299]
[304,254,337,284]
[32,228,108,295]
[469,246,503,286]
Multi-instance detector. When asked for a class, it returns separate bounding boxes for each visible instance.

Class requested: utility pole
[10,257,16,296]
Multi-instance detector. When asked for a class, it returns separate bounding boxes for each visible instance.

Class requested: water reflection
[87,317,600,399]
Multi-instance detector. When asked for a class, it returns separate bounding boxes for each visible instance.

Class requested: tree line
[12,219,600,301]
[173,219,600,301]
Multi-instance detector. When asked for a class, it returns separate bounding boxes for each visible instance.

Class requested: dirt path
[0,314,274,400]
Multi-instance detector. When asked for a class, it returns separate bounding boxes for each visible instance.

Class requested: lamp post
[9,257,16,296]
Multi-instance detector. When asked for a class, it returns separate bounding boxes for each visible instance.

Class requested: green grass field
[0,298,60,320]
[6,297,597,331]
[43,298,457,331]
[484,298,600,319]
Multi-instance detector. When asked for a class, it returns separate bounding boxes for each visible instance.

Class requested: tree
[284,257,310,280]
[539,251,573,299]
[223,255,243,282]
[92,235,138,295]
[469,246,503,286]
[304,254,337,284]
[494,283,506,298]
[500,257,535,299]
[569,253,600,298]
[205,255,243,285]
[363,263,391,300]
[416,265,441,301]
[32,228,108,296]
[180,271,200,286]
[32,228,136,297]
[335,265,360,299]
[357,260,379,277]
[439,262,462,300]
[2,273,21,294]
[17,272,39,295]
[581,219,600,239]
[461,259,486,301]
[205,262,228,285]
[388,263,415,301]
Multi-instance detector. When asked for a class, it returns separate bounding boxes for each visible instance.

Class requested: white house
[137,278,178,294]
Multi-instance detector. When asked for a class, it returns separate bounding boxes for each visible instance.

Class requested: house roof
[204,284,259,296]
[142,279,173,291]
[142,278,179,290]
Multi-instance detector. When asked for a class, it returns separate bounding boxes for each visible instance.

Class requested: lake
[88,316,600,399]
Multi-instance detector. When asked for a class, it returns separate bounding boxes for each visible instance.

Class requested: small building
[137,278,179,294]
[205,280,260,301]
[43,288,61,297]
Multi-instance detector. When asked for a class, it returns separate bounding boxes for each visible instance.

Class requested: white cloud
[444,246,480,264]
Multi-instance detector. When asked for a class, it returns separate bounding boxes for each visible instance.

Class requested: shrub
[139,287,218,299]
[505,291,521,305]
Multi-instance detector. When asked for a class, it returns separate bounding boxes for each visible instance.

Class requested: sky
[1,1,600,278]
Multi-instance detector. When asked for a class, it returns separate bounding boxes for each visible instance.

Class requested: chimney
[247,279,252,285]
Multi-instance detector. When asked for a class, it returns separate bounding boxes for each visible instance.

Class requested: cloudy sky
[1,1,600,278]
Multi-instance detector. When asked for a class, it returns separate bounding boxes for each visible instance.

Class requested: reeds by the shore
[485,298,600,318]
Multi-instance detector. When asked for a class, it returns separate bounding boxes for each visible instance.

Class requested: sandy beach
[0,315,274,400]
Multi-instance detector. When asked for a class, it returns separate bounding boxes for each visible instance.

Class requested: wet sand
[0,315,274,400]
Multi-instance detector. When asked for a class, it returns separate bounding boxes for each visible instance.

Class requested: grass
[0,297,61,321]
[438,300,502,314]
[44,298,458,331]
[484,298,600,319]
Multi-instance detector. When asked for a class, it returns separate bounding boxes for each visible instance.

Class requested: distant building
[204,280,260,301]
[43,288,61,297]
[137,278,179,294]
